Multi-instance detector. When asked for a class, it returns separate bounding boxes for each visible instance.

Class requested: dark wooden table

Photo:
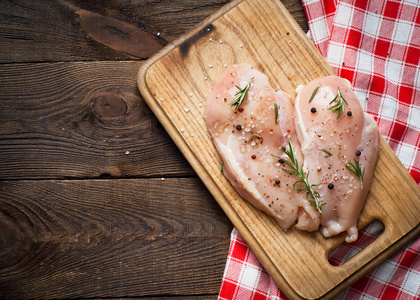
[0,1,308,299]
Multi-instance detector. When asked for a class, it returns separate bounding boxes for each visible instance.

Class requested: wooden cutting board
[137,0,420,298]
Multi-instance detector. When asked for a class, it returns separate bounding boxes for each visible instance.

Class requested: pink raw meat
[293,76,380,242]
[206,64,379,242]
[206,64,320,231]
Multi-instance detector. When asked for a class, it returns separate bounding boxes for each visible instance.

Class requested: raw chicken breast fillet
[206,64,320,231]
[294,76,380,242]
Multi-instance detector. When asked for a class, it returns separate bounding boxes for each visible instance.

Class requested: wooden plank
[0,61,195,180]
[0,0,221,62]
[0,178,232,299]
[137,0,420,298]
[0,0,307,63]
[102,297,218,300]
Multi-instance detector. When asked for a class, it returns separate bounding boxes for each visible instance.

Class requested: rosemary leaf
[274,102,279,124]
[247,134,261,143]
[309,84,320,103]
[282,160,296,170]
[319,147,333,156]
[284,169,299,176]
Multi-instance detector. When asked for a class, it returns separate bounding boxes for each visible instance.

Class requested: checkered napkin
[218,0,420,299]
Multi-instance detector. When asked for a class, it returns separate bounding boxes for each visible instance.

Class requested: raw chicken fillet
[294,76,380,242]
[205,64,320,231]
[205,64,379,241]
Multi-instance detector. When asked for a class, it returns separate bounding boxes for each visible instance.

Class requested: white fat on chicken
[293,76,380,242]
[206,64,320,231]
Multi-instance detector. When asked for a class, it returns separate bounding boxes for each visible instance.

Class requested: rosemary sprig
[309,84,320,103]
[319,147,333,156]
[274,102,279,124]
[228,82,251,111]
[345,158,365,189]
[280,141,325,213]
[328,88,348,118]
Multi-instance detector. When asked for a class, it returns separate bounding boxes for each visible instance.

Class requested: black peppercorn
[275,179,280,185]
[278,158,284,164]
[328,183,334,189]
[347,111,352,116]
[356,150,361,156]
[281,146,286,151]
[236,125,242,131]
[311,107,317,113]
[251,155,256,159]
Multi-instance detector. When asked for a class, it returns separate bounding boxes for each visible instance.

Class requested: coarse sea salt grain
[160,98,165,101]
[191,133,195,137]
[180,128,185,133]
[209,64,213,68]
[184,108,189,112]
[125,151,130,155]
[219,39,223,44]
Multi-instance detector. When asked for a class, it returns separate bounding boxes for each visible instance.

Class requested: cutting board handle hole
[328,220,385,266]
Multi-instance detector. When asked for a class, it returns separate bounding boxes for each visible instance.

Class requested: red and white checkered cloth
[218,0,420,299]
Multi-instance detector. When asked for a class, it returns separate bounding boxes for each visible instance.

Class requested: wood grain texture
[0,0,315,299]
[0,178,232,299]
[0,0,308,63]
[0,61,196,180]
[3,0,402,299]
[137,0,420,298]
[104,297,218,300]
